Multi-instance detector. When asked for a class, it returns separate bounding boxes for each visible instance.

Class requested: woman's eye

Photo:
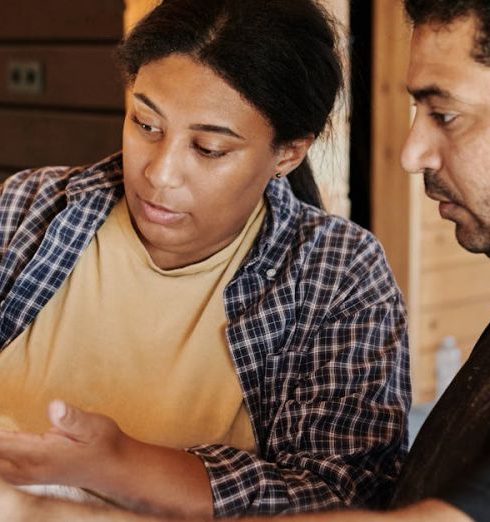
[131,115,161,135]
[194,144,227,159]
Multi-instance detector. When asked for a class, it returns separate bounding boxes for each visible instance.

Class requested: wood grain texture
[420,261,490,308]
[421,221,487,270]
[0,46,124,110]
[0,0,124,41]
[0,109,123,168]
[372,0,412,298]
[420,298,490,351]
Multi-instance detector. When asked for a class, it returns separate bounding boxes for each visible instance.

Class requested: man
[388,1,490,519]
[0,0,487,520]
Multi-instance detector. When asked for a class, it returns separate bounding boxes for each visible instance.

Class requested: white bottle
[435,335,462,399]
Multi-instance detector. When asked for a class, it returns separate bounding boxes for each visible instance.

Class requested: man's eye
[430,112,458,126]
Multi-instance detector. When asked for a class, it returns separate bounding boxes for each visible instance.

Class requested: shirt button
[266,269,276,278]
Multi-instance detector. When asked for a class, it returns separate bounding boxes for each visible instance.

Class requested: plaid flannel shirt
[0,153,410,516]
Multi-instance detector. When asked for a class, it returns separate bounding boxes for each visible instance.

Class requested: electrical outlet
[7,60,44,95]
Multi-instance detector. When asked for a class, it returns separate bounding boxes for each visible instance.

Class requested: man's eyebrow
[407,85,453,102]
[189,124,244,140]
[133,92,163,115]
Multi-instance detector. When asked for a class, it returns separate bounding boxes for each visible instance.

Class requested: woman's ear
[273,134,315,178]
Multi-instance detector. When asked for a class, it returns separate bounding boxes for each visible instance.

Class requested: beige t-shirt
[0,197,266,452]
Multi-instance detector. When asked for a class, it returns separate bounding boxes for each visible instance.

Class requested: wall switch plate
[7,60,44,95]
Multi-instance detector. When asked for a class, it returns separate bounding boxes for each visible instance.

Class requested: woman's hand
[0,476,171,522]
[0,401,213,518]
[0,476,27,521]
[0,401,126,489]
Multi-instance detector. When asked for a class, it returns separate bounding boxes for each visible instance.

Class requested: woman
[0,0,410,518]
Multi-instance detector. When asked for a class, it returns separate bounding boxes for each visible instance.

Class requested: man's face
[401,16,490,255]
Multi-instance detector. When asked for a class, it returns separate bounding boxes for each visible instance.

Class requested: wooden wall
[0,0,125,180]
[372,0,412,300]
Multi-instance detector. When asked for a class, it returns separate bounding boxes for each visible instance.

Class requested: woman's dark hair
[404,0,490,66]
[117,0,343,209]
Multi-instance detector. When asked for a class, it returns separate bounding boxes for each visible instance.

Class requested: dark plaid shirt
[0,153,410,517]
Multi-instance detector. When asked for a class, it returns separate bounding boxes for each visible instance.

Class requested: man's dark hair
[117,0,344,209]
[404,0,490,65]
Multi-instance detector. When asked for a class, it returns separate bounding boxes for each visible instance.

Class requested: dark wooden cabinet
[0,0,124,40]
[0,0,125,178]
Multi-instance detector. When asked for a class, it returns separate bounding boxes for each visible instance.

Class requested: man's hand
[0,400,125,489]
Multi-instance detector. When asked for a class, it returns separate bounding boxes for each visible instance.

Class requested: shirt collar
[66,152,124,201]
[239,178,303,277]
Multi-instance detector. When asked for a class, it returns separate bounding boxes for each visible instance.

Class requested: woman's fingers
[48,401,122,444]
[0,405,126,490]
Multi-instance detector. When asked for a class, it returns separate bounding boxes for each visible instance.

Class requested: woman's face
[123,54,305,270]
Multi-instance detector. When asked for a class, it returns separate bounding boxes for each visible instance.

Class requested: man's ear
[274,134,315,178]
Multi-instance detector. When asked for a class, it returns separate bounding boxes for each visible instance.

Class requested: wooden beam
[371,0,412,297]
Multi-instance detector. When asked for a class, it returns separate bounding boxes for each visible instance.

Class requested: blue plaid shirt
[0,153,410,516]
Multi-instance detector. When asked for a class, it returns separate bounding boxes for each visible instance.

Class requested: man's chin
[455,225,490,256]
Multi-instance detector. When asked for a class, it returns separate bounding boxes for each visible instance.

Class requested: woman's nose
[144,140,185,189]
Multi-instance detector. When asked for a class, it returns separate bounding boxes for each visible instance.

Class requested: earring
[275,172,282,179]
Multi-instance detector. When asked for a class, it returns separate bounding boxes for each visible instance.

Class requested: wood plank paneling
[0,110,123,168]
[421,190,442,225]
[421,221,486,270]
[0,46,124,110]
[372,1,412,298]
[421,261,490,308]
[419,299,489,350]
[0,0,124,41]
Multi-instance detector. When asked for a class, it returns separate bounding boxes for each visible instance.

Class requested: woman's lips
[140,198,187,225]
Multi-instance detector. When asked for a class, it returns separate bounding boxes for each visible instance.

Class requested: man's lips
[424,192,462,219]
[139,197,187,225]
[425,191,452,204]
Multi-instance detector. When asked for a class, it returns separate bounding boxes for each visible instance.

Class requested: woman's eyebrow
[133,92,245,139]
[133,92,163,115]
[189,124,244,140]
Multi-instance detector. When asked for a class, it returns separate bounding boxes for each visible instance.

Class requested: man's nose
[400,118,442,175]
[144,139,184,189]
